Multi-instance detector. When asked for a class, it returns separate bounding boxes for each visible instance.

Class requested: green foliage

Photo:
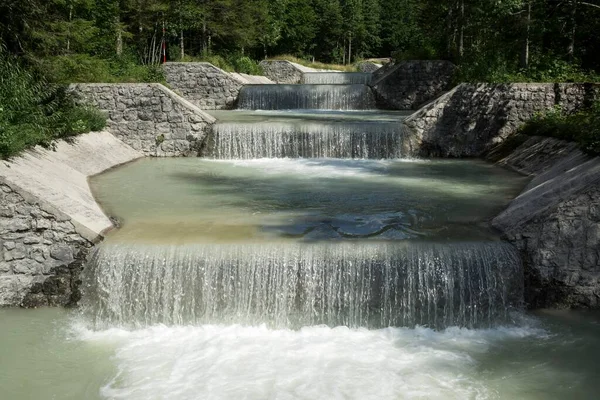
[0,50,106,159]
[232,56,263,76]
[456,55,600,83]
[180,54,263,75]
[518,102,600,155]
[38,54,166,83]
[1,0,600,83]
[268,55,359,72]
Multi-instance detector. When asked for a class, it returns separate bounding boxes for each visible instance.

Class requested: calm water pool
[90,158,527,243]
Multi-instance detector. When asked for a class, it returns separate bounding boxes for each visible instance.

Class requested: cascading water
[207,120,409,159]
[303,72,372,85]
[236,84,376,110]
[82,242,523,330]
[52,69,542,400]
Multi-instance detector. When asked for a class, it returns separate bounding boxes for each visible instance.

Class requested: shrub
[518,102,600,156]
[0,50,106,159]
[39,53,166,84]
[232,56,263,75]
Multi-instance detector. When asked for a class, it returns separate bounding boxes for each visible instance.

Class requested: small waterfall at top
[82,242,523,330]
[236,84,376,110]
[303,72,372,85]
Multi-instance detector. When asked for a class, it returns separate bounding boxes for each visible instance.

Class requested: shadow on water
[164,159,526,241]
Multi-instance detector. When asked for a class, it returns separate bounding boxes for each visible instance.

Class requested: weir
[236,84,377,110]
[84,69,527,336]
[82,242,523,330]
[303,72,372,85]
[207,120,408,159]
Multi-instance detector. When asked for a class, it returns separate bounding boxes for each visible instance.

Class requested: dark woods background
[1,0,600,81]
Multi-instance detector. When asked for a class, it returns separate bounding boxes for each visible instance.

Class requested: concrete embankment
[0,132,142,307]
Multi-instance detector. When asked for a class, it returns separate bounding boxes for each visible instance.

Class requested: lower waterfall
[82,241,523,330]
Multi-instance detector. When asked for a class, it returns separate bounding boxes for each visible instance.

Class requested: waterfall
[82,241,523,330]
[206,120,408,159]
[236,84,377,110]
[303,72,372,85]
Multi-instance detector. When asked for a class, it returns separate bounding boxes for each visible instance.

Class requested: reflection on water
[90,158,528,243]
[2,308,600,400]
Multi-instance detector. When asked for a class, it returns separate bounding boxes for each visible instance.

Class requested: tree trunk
[446,6,454,59]
[202,20,207,56]
[116,24,123,56]
[348,32,352,64]
[458,0,464,59]
[66,1,73,52]
[520,0,531,69]
[180,30,185,60]
[567,0,578,61]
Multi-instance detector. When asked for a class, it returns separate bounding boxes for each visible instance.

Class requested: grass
[518,102,600,156]
[268,55,360,72]
[36,54,166,84]
[0,51,106,159]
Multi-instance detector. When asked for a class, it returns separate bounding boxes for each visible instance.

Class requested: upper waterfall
[236,84,377,110]
[303,72,372,85]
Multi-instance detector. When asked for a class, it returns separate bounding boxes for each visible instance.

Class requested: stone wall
[404,83,600,157]
[490,136,600,308]
[0,132,142,307]
[357,61,383,73]
[164,62,246,109]
[260,60,305,84]
[0,181,91,307]
[370,60,456,110]
[71,83,215,156]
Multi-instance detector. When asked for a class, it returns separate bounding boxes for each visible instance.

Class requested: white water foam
[73,322,546,400]
[220,158,425,179]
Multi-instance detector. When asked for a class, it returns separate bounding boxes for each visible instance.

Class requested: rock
[49,245,74,263]
[491,136,600,309]
[404,83,599,158]
[2,219,30,233]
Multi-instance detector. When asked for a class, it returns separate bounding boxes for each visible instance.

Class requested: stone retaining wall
[164,62,246,109]
[71,83,215,156]
[490,136,600,308]
[357,61,383,73]
[404,83,600,157]
[370,60,456,110]
[260,60,306,84]
[0,132,142,307]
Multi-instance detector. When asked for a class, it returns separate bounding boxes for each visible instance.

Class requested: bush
[456,54,600,84]
[232,56,263,75]
[39,53,166,84]
[269,54,358,72]
[518,102,600,156]
[181,53,264,75]
[0,50,106,159]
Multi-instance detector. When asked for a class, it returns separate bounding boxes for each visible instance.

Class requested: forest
[2,0,600,82]
[1,0,600,158]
